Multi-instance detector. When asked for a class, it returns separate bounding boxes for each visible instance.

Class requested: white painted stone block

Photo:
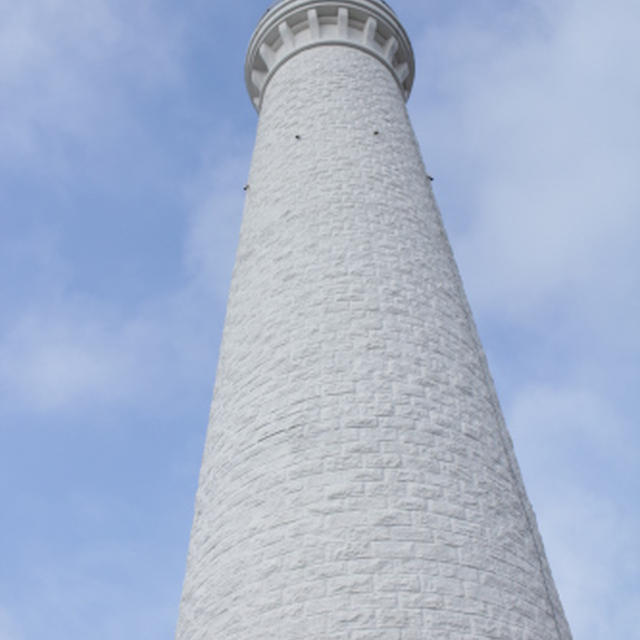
[176,1,573,639]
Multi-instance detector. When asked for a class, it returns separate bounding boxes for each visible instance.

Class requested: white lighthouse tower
[176,1,573,638]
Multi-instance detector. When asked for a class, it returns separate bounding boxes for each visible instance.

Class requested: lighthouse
[176,1,573,638]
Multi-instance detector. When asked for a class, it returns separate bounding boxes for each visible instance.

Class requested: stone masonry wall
[176,45,572,640]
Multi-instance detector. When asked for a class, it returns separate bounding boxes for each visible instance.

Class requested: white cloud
[0,309,134,411]
[540,491,640,639]
[508,383,635,475]
[0,609,21,640]
[6,538,179,640]
[406,1,640,637]
[0,0,249,415]
[183,146,249,301]
[0,284,212,415]
[0,148,247,416]
[410,0,640,333]
[505,383,639,640]
[0,0,185,168]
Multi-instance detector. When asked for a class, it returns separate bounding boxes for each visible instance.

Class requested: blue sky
[0,0,638,638]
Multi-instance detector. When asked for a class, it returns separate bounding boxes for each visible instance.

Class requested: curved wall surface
[176,3,573,639]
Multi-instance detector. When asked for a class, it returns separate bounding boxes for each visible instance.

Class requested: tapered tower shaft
[176,2,572,638]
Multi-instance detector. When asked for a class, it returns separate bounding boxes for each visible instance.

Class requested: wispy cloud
[0,608,22,640]
[0,0,249,418]
[0,148,247,416]
[540,491,640,639]
[407,0,640,637]
[0,0,185,170]
[4,536,180,640]
[183,136,250,300]
[509,382,636,476]
[411,0,640,327]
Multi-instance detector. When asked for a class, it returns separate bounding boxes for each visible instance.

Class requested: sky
[0,0,638,638]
